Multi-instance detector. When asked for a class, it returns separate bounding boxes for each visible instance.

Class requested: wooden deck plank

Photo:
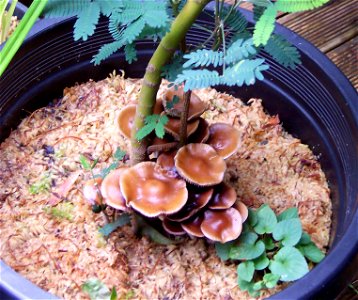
[277,0,357,52]
[327,36,358,89]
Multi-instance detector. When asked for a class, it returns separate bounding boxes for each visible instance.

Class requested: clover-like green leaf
[230,240,265,260]
[277,207,298,221]
[253,253,270,270]
[301,243,325,263]
[298,231,312,245]
[253,204,277,234]
[272,218,302,246]
[263,273,280,288]
[237,278,259,297]
[252,280,265,291]
[269,246,309,281]
[215,241,234,261]
[238,231,259,245]
[237,261,255,282]
[263,235,275,250]
[248,208,258,227]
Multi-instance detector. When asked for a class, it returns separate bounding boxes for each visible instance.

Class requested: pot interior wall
[0,9,357,300]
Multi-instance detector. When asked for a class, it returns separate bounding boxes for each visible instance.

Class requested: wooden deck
[241,0,357,89]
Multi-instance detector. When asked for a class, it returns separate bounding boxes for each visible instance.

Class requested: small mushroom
[157,150,177,173]
[181,214,205,237]
[165,117,199,141]
[162,218,186,235]
[162,86,207,120]
[174,143,226,186]
[200,208,243,243]
[234,201,249,223]
[207,123,241,159]
[168,187,213,222]
[117,104,136,139]
[101,168,128,211]
[188,118,210,144]
[208,182,237,210]
[83,178,103,205]
[120,162,188,217]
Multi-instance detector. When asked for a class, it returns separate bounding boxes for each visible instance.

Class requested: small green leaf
[253,5,277,46]
[99,213,131,237]
[301,243,325,263]
[229,240,265,260]
[248,208,258,227]
[91,158,99,169]
[110,287,117,300]
[277,207,299,221]
[272,218,302,246]
[237,278,259,296]
[237,261,255,282]
[269,246,309,281]
[252,280,265,291]
[238,231,259,245]
[154,115,169,139]
[253,253,270,270]
[263,235,275,250]
[141,226,176,245]
[215,241,234,261]
[253,204,277,234]
[82,278,112,300]
[166,95,180,110]
[263,273,280,288]
[99,162,119,179]
[80,154,92,170]
[135,122,156,140]
[298,231,312,245]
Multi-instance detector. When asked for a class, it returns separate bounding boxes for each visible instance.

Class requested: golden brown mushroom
[181,214,205,237]
[200,208,242,243]
[168,187,213,222]
[120,162,188,217]
[117,104,136,139]
[174,143,226,186]
[157,150,177,173]
[165,117,199,141]
[101,168,128,211]
[208,182,237,210]
[234,201,249,223]
[162,218,186,235]
[83,178,103,205]
[162,86,207,120]
[207,123,241,159]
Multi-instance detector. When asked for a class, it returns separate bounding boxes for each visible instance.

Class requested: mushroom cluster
[85,87,248,243]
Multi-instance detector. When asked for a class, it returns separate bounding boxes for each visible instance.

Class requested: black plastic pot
[0,7,357,300]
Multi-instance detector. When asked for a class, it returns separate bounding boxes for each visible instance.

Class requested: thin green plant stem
[1,0,17,43]
[0,0,48,76]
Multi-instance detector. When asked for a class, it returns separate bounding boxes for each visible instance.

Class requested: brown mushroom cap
[162,218,186,235]
[101,168,128,211]
[120,162,188,217]
[181,214,205,237]
[157,150,177,172]
[83,178,102,205]
[200,208,243,243]
[168,187,213,222]
[174,143,226,186]
[207,123,241,159]
[163,86,207,121]
[165,117,199,141]
[188,118,210,144]
[117,104,136,139]
[208,182,237,210]
[234,201,249,223]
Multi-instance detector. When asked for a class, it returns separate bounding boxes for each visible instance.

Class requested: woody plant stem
[130,0,210,164]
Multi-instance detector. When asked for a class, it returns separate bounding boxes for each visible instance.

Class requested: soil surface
[0,74,332,299]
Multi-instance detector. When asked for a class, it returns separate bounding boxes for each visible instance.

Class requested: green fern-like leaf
[264,34,301,69]
[135,114,168,140]
[222,6,248,33]
[123,18,146,44]
[92,39,125,65]
[74,2,101,41]
[183,49,224,68]
[98,0,123,17]
[253,5,277,47]
[225,38,257,64]
[124,43,137,64]
[275,0,329,13]
[43,0,88,17]
[253,4,266,22]
[222,59,269,86]
[175,69,221,92]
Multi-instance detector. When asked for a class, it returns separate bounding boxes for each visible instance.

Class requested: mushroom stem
[130,0,210,164]
[179,90,191,147]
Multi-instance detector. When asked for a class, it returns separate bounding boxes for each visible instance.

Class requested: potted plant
[0,1,357,299]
